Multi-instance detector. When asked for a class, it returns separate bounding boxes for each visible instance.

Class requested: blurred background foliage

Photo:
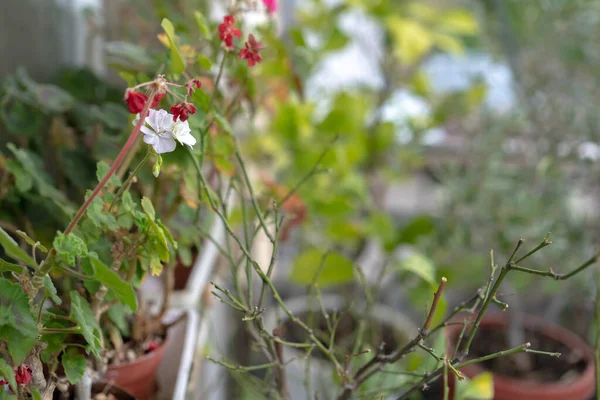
[1,0,599,338]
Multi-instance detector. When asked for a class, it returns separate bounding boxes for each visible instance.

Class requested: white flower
[172,120,197,148]
[135,109,177,154]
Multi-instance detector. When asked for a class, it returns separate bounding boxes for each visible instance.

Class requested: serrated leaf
[121,192,137,214]
[290,249,354,287]
[395,253,436,285]
[194,11,212,39]
[0,227,36,267]
[53,232,88,266]
[0,358,17,392]
[161,18,186,74]
[69,291,102,358]
[141,197,156,220]
[90,256,137,311]
[44,275,62,305]
[62,347,87,384]
[86,192,117,231]
[96,161,122,186]
[0,279,38,364]
[16,231,47,252]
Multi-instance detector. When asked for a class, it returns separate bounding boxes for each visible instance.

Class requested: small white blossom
[172,120,197,148]
[134,109,176,154]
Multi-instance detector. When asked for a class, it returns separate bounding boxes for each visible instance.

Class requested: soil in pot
[469,327,587,383]
[103,334,166,400]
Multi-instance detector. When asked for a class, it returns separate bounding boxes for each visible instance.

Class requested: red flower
[124,90,148,114]
[171,102,197,122]
[262,0,277,13]
[0,379,6,386]
[186,79,202,96]
[238,34,263,67]
[151,92,165,108]
[218,15,242,50]
[14,365,32,386]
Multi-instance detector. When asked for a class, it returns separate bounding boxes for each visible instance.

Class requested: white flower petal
[143,133,159,146]
[140,125,155,136]
[172,120,196,147]
[154,136,177,154]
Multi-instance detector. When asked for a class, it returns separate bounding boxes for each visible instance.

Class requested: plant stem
[460,239,524,356]
[64,95,153,236]
[109,151,151,212]
[337,277,448,400]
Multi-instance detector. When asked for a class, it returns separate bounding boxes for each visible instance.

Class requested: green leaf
[0,391,17,400]
[121,191,137,214]
[62,347,87,384]
[86,192,117,231]
[44,275,62,305]
[397,216,434,245]
[290,250,354,287]
[157,220,177,249]
[161,18,186,74]
[0,358,17,392]
[141,197,169,263]
[107,303,130,336]
[0,259,24,274]
[323,26,349,51]
[194,11,212,39]
[0,227,36,266]
[16,231,47,253]
[69,291,102,358]
[90,256,137,311]
[149,252,163,276]
[141,197,156,220]
[0,279,39,364]
[53,232,88,266]
[455,372,494,400]
[7,144,75,216]
[395,252,436,285]
[34,84,74,113]
[386,16,433,64]
[438,9,479,35]
[96,161,122,187]
[214,112,233,134]
[197,55,212,70]
[31,388,42,400]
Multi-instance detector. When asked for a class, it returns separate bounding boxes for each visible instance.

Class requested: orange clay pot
[446,313,595,400]
[103,341,166,400]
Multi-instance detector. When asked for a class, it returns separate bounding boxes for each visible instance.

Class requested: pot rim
[446,312,595,394]
[105,336,167,372]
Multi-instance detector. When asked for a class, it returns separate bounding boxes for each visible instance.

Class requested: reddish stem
[63,95,153,235]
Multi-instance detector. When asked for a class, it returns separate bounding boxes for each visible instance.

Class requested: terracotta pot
[446,313,595,400]
[56,382,136,400]
[104,342,166,400]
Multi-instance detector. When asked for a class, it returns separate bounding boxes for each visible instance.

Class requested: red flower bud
[218,15,242,51]
[124,90,148,114]
[14,365,32,386]
[146,340,160,353]
[171,102,197,122]
[186,79,202,96]
[238,34,263,67]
